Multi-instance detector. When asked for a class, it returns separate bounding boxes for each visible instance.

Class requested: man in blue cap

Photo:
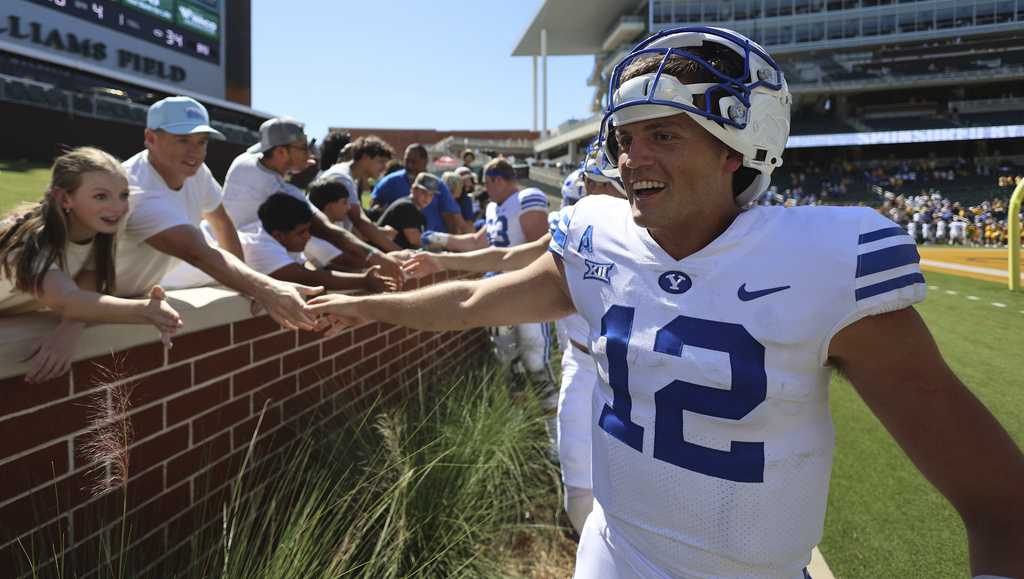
[115,96,320,331]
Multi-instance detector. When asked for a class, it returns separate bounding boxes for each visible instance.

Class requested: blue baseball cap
[146,96,225,140]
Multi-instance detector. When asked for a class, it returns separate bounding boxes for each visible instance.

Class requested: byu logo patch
[185,107,204,120]
[583,259,614,284]
[658,271,692,294]
[577,225,594,254]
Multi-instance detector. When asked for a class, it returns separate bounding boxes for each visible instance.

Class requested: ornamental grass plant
[21,362,573,578]
[210,365,565,578]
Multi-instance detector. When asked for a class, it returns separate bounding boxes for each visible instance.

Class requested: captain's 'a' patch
[578,225,594,254]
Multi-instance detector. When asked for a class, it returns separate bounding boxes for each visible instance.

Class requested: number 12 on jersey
[598,305,768,483]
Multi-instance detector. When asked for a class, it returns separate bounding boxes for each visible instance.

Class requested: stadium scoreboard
[1,0,230,99]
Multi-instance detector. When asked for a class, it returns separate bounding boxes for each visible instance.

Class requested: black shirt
[377,197,426,249]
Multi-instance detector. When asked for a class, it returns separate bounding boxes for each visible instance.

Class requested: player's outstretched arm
[828,307,1024,577]
[402,234,551,279]
[310,251,574,332]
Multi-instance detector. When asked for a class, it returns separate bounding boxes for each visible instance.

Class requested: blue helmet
[599,26,791,205]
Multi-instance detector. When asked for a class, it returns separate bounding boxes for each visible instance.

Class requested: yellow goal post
[1010,178,1024,292]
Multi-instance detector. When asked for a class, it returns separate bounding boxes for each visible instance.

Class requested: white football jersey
[550,196,925,577]
[484,187,549,248]
[550,209,590,347]
[950,220,966,238]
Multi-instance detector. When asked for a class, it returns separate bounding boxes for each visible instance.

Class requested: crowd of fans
[0,96,495,383]
[760,161,1023,247]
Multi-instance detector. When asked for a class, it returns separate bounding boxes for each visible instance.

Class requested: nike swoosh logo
[738,283,791,301]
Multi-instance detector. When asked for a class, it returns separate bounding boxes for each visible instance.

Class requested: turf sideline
[920,258,1024,283]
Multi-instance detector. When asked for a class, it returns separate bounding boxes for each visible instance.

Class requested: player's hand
[143,286,183,349]
[366,251,404,290]
[401,252,442,279]
[364,266,400,293]
[308,294,368,336]
[256,280,323,331]
[22,319,84,383]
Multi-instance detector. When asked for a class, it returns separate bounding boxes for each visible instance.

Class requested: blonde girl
[0,147,182,382]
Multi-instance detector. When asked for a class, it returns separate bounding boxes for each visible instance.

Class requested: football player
[421,158,554,389]
[311,26,1023,579]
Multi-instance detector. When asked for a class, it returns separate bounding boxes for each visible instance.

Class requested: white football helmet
[581,138,626,196]
[561,168,586,206]
[600,26,791,205]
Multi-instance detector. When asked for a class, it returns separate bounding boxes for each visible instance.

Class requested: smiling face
[61,170,131,239]
[615,112,740,232]
[145,129,209,189]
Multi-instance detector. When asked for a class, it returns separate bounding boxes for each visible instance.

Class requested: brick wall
[0,272,488,578]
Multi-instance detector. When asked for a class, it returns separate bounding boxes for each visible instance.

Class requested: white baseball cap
[146,96,225,140]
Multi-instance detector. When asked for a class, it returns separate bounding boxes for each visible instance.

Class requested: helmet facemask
[600,26,791,205]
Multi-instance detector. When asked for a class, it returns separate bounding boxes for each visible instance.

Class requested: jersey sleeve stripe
[858,226,906,244]
[551,227,567,249]
[856,243,920,278]
[855,272,925,301]
[521,200,550,209]
[521,193,548,202]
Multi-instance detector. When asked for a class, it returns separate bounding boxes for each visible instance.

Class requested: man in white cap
[220,117,403,283]
[116,96,320,331]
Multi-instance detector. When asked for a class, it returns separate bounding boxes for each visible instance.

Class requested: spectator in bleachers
[318,130,351,173]
[302,177,390,271]
[318,136,402,249]
[370,144,468,234]
[381,159,403,178]
[376,172,440,250]
[219,117,403,284]
[115,96,320,330]
[242,193,395,293]
[0,147,182,382]
[443,170,477,228]
[461,149,481,182]
[455,166,483,221]
[285,138,320,191]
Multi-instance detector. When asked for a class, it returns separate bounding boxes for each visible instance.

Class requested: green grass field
[0,159,50,215]
[821,269,1024,577]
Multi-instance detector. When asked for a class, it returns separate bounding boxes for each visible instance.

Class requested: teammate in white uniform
[949,217,967,245]
[555,143,630,532]
[935,218,947,243]
[310,26,1023,579]
[422,158,553,386]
